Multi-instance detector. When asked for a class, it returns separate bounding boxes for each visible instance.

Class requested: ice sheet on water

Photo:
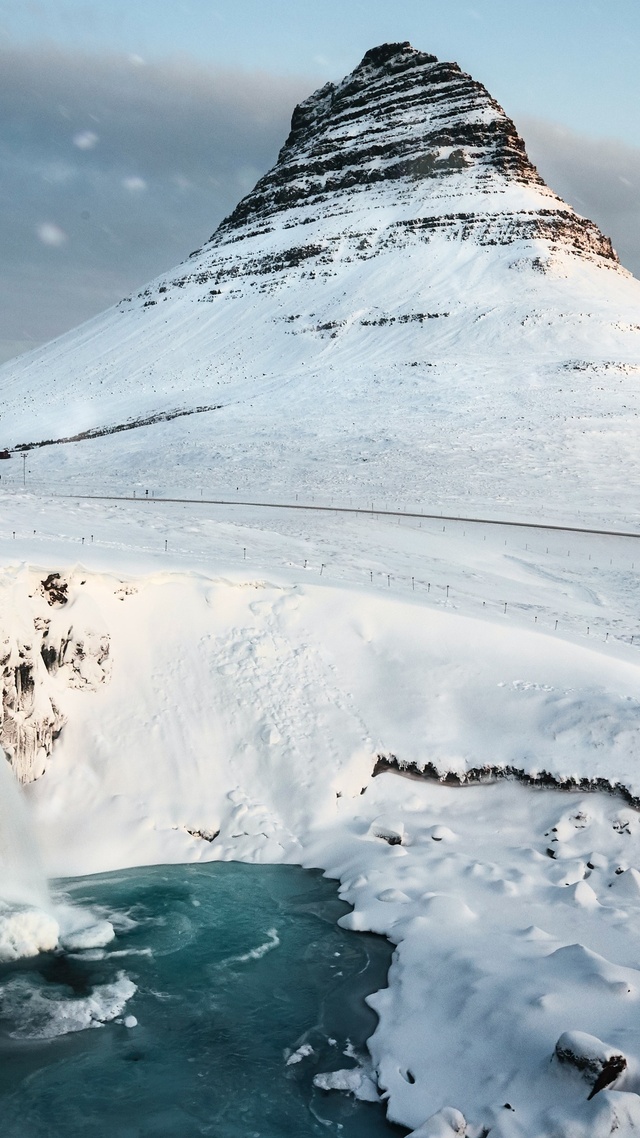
[313,1064,381,1102]
[286,1042,315,1065]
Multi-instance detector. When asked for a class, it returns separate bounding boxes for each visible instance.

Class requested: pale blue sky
[2,0,639,144]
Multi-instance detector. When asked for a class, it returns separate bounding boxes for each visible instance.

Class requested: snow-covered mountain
[1,41,639,521]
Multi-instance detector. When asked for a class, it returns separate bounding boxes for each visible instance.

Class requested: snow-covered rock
[368,815,406,845]
[554,1030,628,1095]
[407,1106,468,1137]
[609,867,640,899]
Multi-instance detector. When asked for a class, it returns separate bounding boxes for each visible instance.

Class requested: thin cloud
[0,45,312,360]
[73,130,99,150]
[36,222,68,246]
[121,176,147,192]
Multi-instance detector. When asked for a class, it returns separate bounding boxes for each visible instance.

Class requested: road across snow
[59,493,640,541]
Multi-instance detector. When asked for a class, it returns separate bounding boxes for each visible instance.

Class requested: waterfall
[0,751,51,910]
[0,751,115,962]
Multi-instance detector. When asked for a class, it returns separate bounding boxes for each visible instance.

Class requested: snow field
[0,490,638,656]
[1,237,639,525]
[1,491,639,1134]
[308,773,640,1136]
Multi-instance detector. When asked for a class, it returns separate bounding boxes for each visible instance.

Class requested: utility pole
[22,452,26,488]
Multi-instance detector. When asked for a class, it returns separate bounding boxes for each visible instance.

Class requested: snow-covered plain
[1,487,640,1136]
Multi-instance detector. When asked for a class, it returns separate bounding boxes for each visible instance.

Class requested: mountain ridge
[211,41,616,263]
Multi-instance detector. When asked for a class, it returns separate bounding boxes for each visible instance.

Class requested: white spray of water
[0,753,116,962]
[0,753,50,910]
[0,753,61,961]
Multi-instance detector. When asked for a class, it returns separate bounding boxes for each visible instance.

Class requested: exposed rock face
[0,635,63,784]
[0,570,111,783]
[212,41,615,264]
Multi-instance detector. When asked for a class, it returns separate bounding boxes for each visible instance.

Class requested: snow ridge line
[11,404,223,452]
[55,494,640,541]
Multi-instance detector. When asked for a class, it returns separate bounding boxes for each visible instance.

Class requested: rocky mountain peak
[210,42,615,266]
[349,41,438,77]
[355,41,423,68]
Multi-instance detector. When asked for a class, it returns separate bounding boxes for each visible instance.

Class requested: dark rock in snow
[554,1030,627,1097]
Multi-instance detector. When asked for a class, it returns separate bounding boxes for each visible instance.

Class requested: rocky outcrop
[0,635,64,784]
[0,570,111,783]
[554,1031,628,1097]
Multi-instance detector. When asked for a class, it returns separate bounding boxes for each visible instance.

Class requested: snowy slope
[0,43,639,522]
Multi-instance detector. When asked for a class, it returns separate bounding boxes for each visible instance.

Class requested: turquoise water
[0,863,405,1137]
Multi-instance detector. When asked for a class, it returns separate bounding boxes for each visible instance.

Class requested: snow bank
[13,567,640,879]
